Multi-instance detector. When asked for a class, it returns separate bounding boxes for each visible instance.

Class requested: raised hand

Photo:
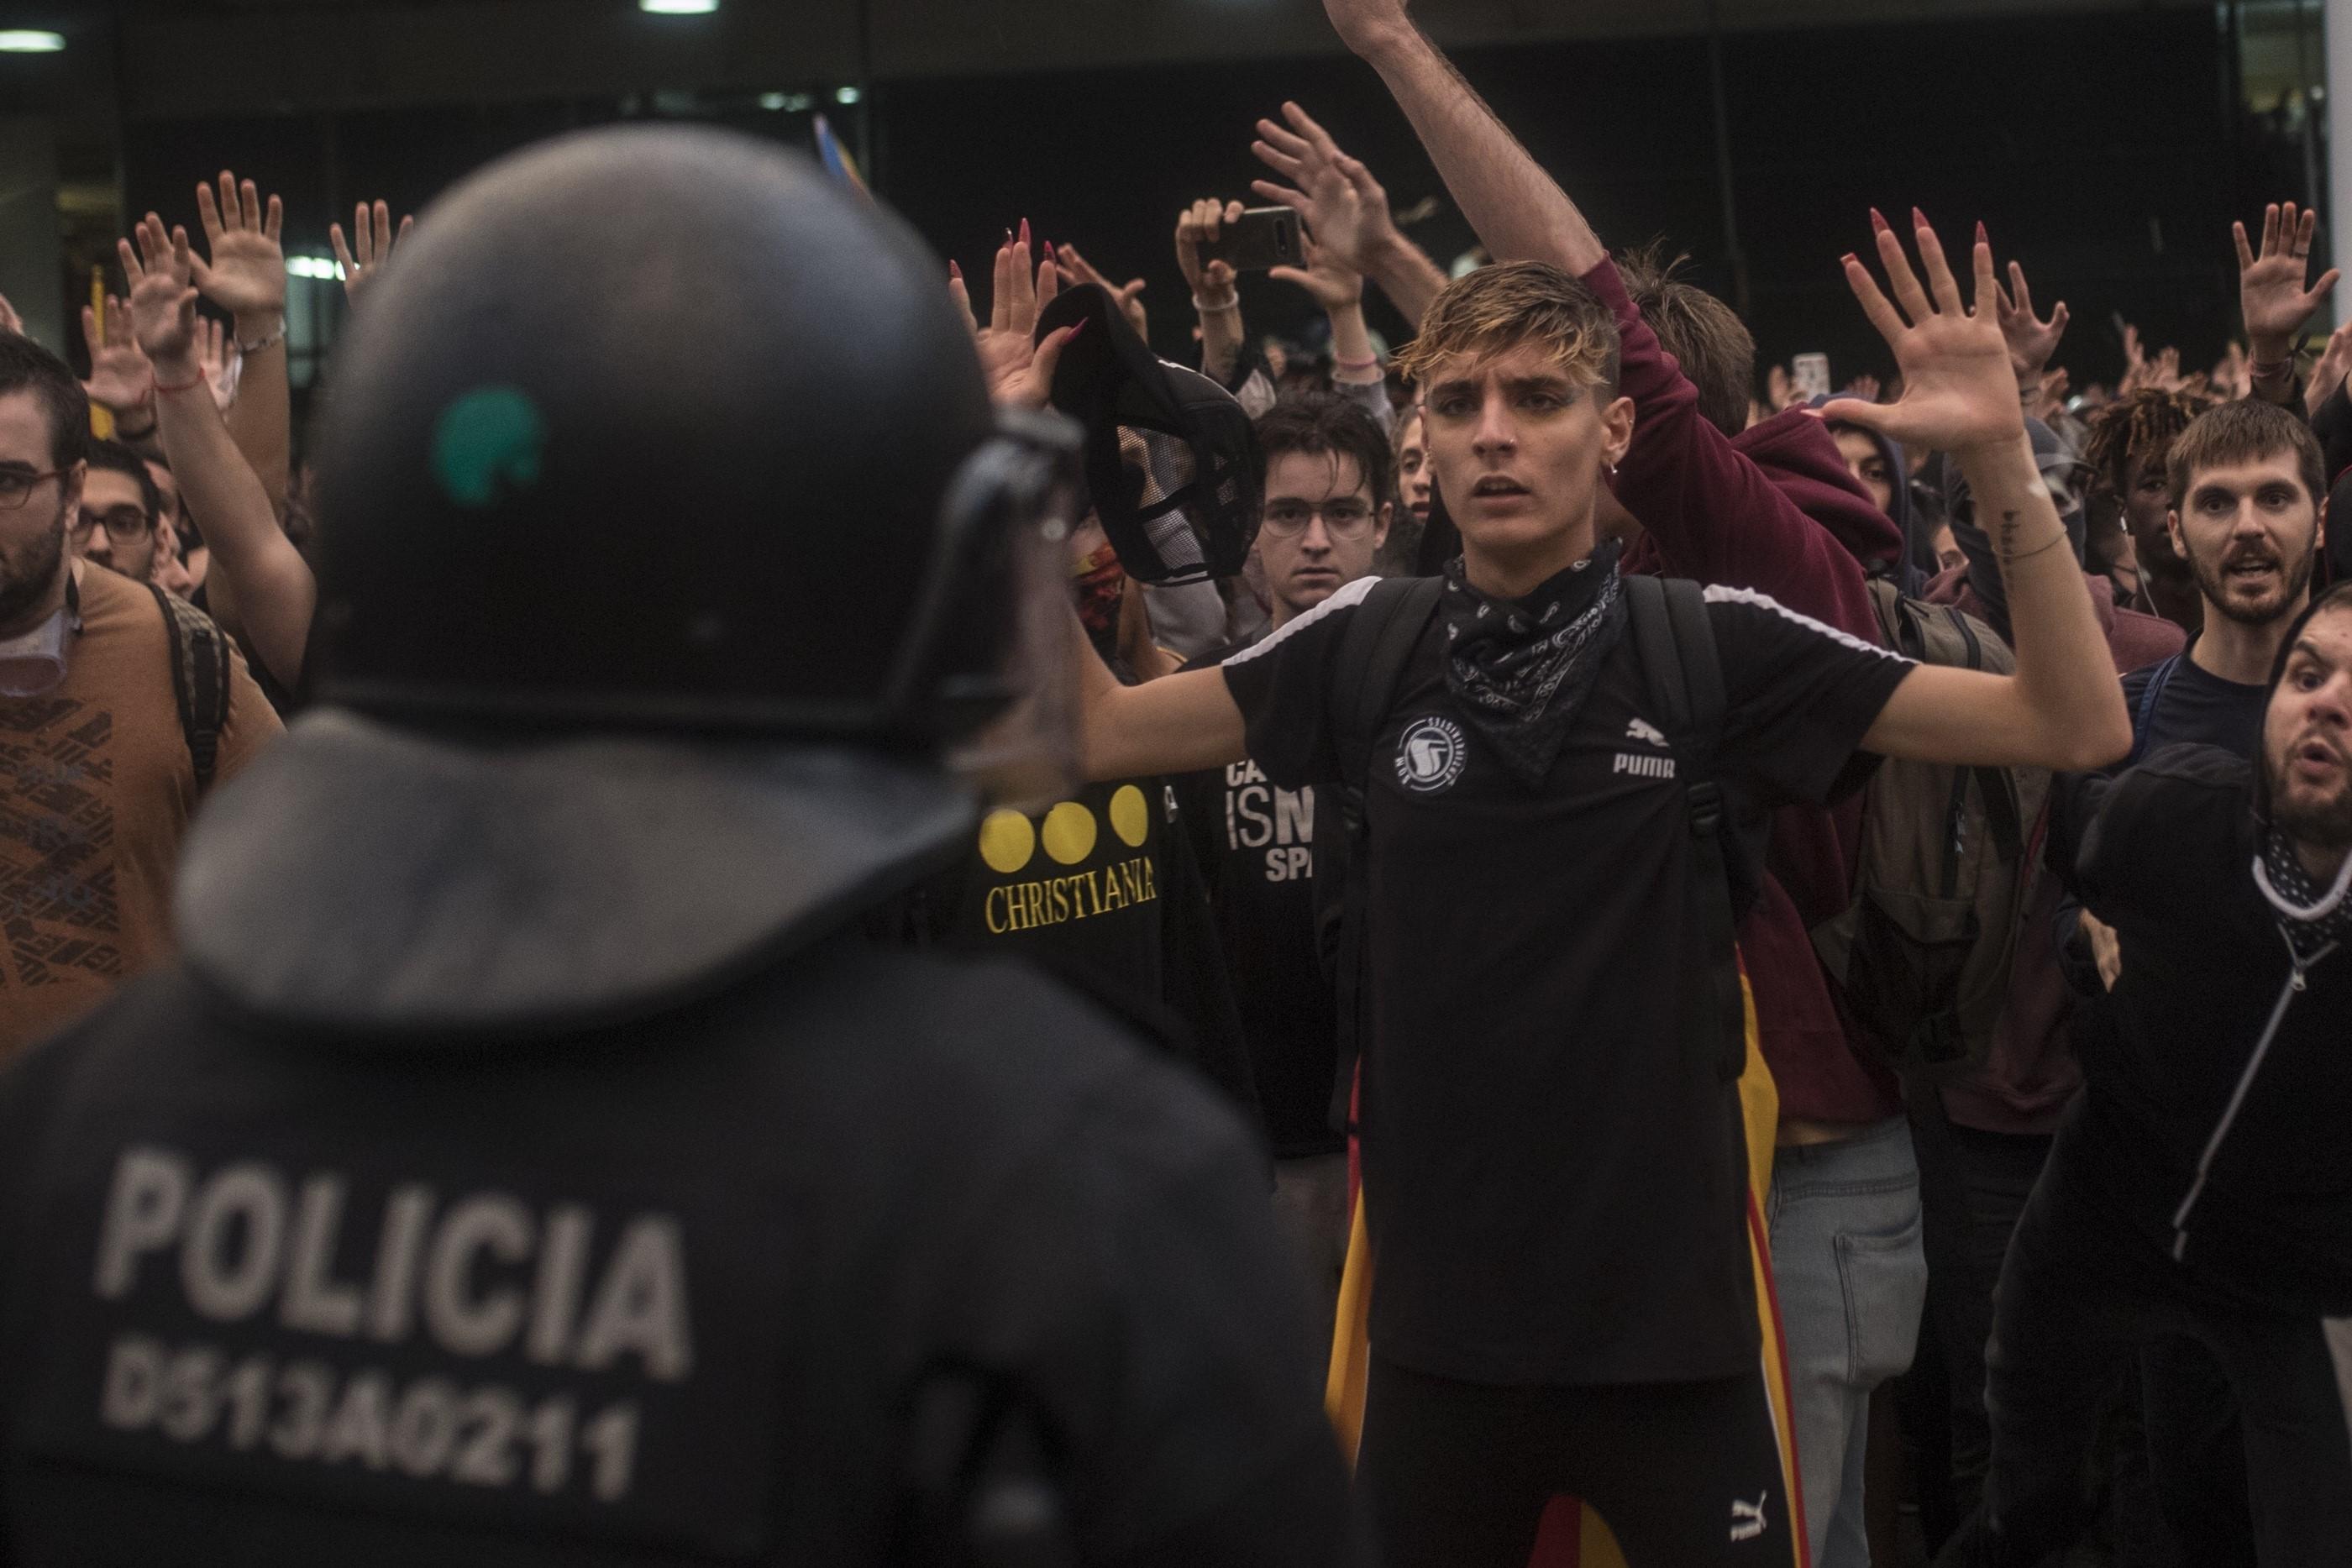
[330,199,414,303]
[190,171,286,324]
[1822,209,2021,458]
[1053,242,1147,341]
[2213,341,2251,401]
[0,291,20,337]
[2307,319,2352,417]
[80,294,153,412]
[1251,102,1399,276]
[2031,365,2071,422]
[2117,322,2148,396]
[1269,233,1364,312]
[950,221,1078,411]
[120,213,202,373]
[1175,198,1242,309]
[1991,253,2068,385]
[2236,201,2339,362]
[194,315,241,412]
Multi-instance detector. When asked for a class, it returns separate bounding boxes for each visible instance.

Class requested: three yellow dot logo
[979,786,1151,874]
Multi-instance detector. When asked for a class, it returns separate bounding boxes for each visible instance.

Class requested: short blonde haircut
[1393,261,1622,396]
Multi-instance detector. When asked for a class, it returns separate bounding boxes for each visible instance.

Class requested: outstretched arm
[1067,601,1247,780]
[123,214,315,689]
[1834,215,2130,772]
[1317,0,1604,275]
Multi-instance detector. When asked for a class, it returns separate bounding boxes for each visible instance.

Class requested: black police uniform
[0,873,1346,1565]
[0,125,1353,1566]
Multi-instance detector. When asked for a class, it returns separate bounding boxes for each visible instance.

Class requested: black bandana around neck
[2258,826,2352,965]
[1439,540,1628,787]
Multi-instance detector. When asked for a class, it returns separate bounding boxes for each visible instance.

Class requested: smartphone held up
[1200,207,1304,272]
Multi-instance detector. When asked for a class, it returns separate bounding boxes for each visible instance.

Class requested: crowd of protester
[2,0,2349,1561]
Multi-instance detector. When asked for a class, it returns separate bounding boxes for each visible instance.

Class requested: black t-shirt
[0,946,1352,1563]
[942,778,1175,993]
[895,780,1260,1115]
[2121,644,2268,761]
[1175,641,1343,1162]
[2056,750,2352,1315]
[1220,578,1912,1384]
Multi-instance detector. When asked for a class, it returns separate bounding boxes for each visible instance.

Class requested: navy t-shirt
[2120,644,2268,761]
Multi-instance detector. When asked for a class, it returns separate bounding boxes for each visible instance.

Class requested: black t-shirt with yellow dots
[953,779,1170,983]
[882,778,1257,1116]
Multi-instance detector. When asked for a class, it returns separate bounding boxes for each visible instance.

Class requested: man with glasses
[73,440,166,584]
[0,333,278,1059]
[1179,393,1393,1333]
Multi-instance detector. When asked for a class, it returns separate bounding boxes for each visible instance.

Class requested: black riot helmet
[177,127,1083,1040]
[309,124,1074,748]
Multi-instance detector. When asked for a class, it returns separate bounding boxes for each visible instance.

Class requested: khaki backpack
[1813,579,2050,1081]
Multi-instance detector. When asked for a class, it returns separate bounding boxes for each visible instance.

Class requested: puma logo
[1730,1491,1768,1543]
[1625,716,1669,748]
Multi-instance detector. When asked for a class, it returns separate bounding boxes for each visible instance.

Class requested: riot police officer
[0,126,1355,1566]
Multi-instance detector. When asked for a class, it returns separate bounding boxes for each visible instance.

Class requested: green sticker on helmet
[433,386,544,508]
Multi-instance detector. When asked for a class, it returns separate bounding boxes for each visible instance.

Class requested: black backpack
[1315,574,1747,1129]
[143,581,235,793]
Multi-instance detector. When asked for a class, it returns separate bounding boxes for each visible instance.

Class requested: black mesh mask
[1037,284,1261,585]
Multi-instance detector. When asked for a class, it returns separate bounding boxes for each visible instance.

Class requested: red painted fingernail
[1912,207,1929,229]
[948,260,962,280]
[1841,253,1858,267]
[1019,218,1031,247]
[1070,319,1088,339]
[1975,221,1990,246]
[1869,208,1888,232]
[1003,228,1012,244]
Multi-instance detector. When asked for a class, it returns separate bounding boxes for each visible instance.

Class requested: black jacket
[0,942,1349,1566]
[2054,744,2352,1315]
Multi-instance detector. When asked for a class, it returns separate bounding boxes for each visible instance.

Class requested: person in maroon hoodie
[1252,42,1935,1568]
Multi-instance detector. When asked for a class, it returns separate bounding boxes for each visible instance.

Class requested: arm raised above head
[1831,214,2129,774]
[1316,0,1605,277]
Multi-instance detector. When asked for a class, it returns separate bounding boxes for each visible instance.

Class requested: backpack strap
[2127,653,2182,768]
[1331,576,1446,831]
[1623,574,1747,1079]
[146,582,233,794]
[1321,574,1444,1130]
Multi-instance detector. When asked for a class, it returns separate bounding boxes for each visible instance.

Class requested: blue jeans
[1767,1117,1929,1568]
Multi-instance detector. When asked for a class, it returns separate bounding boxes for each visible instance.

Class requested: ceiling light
[834,85,861,105]
[0,30,66,52]
[638,0,717,13]
[759,92,787,111]
[286,255,343,281]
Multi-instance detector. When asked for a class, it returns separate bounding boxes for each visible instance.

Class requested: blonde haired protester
[1055,139,2129,1557]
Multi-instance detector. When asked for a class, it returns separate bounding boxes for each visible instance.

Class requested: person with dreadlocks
[2083,388,2216,632]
